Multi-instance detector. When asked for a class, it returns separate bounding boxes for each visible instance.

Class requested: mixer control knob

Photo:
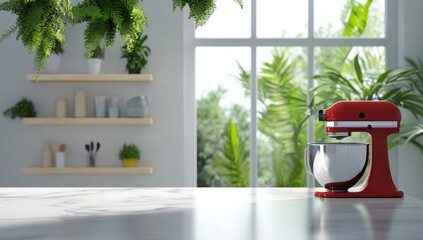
[318,109,326,121]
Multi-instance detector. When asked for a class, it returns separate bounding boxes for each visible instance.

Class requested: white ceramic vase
[46,54,61,73]
[87,58,102,74]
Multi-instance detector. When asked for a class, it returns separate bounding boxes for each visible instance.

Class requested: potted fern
[0,0,71,75]
[121,35,151,74]
[72,0,147,59]
[46,39,64,74]
[86,45,105,74]
[119,144,141,168]
[173,0,243,27]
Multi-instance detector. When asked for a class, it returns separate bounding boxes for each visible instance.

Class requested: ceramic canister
[56,97,67,118]
[74,90,87,118]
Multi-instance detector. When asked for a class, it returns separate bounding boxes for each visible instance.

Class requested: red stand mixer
[313,100,403,198]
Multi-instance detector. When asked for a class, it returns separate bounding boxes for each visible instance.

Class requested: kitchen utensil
[95,142,100,155]
[59,144,66,152]
[307,100,403,198]
[85,141,97,167]
[85,144,90,155]
[305,142,368,192]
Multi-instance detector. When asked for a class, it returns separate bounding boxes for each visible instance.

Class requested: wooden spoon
[59,144,66,152]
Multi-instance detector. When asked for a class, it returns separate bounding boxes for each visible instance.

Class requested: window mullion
[306,0,315,188]
[250,0,258,187]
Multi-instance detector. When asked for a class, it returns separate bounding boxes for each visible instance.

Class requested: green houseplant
[72,0,147,59]
[173,0,243,27]
[47,38,64,73]
[3,98,37,119]
[312,55,423,152]
[0,0,71,74]
[121,34,151,74]
[86,44,105,74]
[119,144,141,167]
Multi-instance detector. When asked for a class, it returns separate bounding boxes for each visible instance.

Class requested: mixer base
[315,190,404,198]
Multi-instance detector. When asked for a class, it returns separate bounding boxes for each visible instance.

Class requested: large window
[194,0,395,187]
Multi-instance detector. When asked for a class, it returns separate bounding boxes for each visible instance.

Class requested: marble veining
[0,188,422,240]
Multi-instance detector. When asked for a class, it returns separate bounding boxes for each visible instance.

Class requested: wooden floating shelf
[23,167,153,175]
[26,74,153,82]
[22,118,153,126]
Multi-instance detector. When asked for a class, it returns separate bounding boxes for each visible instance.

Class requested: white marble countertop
[0,188,422,240]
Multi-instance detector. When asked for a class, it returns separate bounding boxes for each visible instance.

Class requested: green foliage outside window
[197,0,423,187]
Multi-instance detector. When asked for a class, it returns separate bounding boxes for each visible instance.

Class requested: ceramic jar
[74,90,87,118]
[56,97,67,118]
[107,97,120,118]
[95,96,107,118]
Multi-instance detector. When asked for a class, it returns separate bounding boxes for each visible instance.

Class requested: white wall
[397,0,423,200]
[0,0,186,186]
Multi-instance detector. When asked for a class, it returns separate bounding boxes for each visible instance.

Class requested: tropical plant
[390,124,423,152]
[404,58,423,97]
[121,34,151,73]
[212,120,249,187]
[312,55,423,119]
[3,98,37,119]
[119,144,141,160]
[173,0,243,27]
[197,87,250,186]
[312,54,423,152]
[0,0,72,74]
[236,48,311,187]
[72,0,147,58]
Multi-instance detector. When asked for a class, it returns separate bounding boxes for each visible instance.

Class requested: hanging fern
[173,0,243,27]
[0,0,72,74]
[72,0,148,58]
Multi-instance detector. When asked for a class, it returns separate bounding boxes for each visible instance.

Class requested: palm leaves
[236,48,309,187]
[213,120,249,187]
[313,54,423,151]
[0,0,71,74]
[341,0,373,37]
[312,54,423,119]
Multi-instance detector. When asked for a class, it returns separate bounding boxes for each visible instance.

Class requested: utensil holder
[55,152,65,168]
[89,155,96,167]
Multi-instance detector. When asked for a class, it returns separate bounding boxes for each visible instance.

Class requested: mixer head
[318,101,401,139]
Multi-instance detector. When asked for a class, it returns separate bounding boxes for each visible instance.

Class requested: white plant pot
[46,54,61,73]
[87,58,102,74]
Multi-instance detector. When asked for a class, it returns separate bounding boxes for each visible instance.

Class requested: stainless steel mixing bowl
[304,143,369,192]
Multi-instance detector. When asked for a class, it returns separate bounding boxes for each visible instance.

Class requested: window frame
[183,0,398,187]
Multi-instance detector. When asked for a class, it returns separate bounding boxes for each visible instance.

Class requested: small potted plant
[47,38,64,73]
[121,34,151,74]
[3,98,37,119]
[119,144,141,167]
[86,45,105,74]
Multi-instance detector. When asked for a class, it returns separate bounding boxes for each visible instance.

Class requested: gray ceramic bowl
[304,143,369,191]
